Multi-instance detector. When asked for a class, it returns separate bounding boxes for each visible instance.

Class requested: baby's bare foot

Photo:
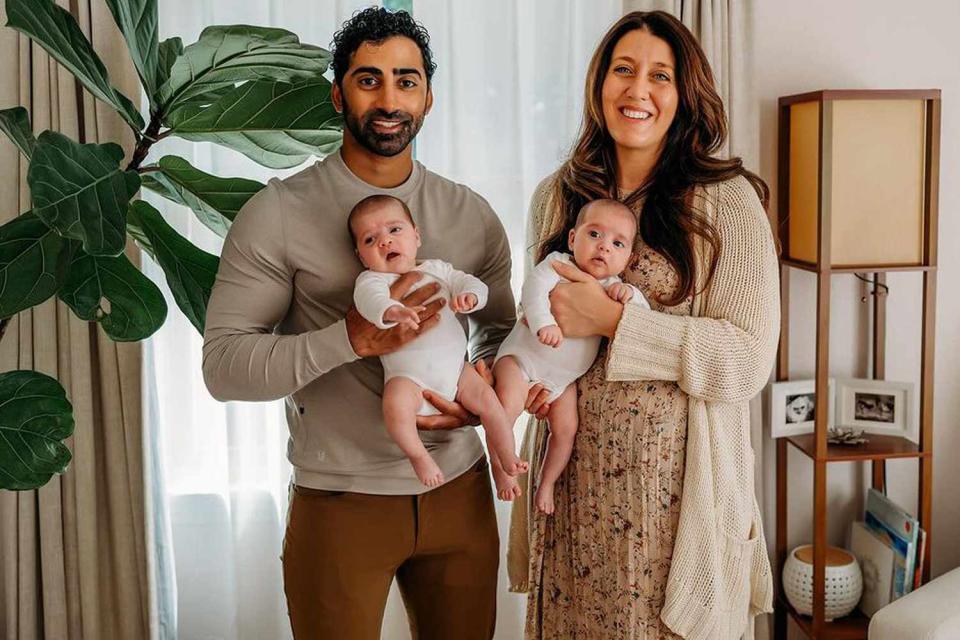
[534,483,555,515]
[499,452,529,477]
[411,454,444,488]
[498,481,522,501]
[493,466,522,501]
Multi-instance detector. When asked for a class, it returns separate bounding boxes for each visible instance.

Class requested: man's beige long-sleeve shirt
[202,151,515,494]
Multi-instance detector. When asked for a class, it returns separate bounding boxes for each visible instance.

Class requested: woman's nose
[626,76,651,101]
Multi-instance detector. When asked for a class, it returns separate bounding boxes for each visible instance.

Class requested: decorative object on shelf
[836,378,916,441]
[767,378,836,438]
[783,545,863,621]
[826,427,869,445]
[781,90,934,269]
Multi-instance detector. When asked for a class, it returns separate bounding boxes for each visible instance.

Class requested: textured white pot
[782,545,863,620]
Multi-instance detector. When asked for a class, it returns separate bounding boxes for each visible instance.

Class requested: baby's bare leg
[489,357,531,500]
[383,377,444,487]
[535,383,578,515]
[456,364,528,476]
[493,357,529,426]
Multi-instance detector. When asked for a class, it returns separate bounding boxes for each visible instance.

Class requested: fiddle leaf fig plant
[0,0,343,490]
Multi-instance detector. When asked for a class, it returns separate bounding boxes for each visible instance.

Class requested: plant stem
[126,115,163,172]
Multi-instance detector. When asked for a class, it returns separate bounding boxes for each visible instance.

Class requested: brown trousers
[282,457,499,639]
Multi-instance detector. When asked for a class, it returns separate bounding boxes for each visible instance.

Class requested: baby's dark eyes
[589,230,601,238]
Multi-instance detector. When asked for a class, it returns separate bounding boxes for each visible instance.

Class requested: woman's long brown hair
[538,10,769,306]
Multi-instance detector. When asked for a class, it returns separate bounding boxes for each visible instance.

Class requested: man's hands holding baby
[346,271,444,358]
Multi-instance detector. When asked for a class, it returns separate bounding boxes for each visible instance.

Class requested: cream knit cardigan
[507,174,779,640]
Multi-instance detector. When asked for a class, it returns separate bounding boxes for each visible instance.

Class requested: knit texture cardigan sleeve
[605,175,780,403]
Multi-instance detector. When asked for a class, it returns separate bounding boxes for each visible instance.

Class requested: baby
[350,194,527,487]
[493,199,649,514]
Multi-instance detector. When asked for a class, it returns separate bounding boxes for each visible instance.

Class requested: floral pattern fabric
[527,240,693,640]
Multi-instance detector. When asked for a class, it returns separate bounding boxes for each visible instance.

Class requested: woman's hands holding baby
[549,261,624,339]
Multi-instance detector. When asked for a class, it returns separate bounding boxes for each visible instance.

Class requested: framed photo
[836,378,916,441]
[767,379,835,438]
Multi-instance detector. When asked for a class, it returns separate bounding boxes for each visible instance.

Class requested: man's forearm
[202,320,358,402]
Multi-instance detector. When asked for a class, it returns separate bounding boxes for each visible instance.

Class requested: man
[201,8,515,639]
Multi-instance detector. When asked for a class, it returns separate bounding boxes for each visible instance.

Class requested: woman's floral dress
[528,238,692,640]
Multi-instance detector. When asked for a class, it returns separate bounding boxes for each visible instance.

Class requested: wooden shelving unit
[773,90,941,639]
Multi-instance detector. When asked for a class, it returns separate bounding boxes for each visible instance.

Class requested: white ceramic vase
[782,545,863,620]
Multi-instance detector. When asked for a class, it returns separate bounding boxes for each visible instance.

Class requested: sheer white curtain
[144,2,621,639]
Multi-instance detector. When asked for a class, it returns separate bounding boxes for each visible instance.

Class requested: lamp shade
[778,90,940,269]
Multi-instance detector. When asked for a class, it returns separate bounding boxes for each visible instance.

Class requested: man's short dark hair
[348,194,416,244]
[331,7,437,87]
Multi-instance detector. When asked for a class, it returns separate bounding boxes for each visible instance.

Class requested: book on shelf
[849,520,895,616]
[913,525,928,591]
[864,488,920,599]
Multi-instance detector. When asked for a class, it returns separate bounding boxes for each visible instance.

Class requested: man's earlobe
[424,87,434,116]
[332,83,343,113]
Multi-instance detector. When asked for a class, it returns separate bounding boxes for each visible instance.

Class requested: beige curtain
[0,1,149,639]
[622,2,768,638]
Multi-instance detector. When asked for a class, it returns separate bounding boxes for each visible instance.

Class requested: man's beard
[342,99,425,158]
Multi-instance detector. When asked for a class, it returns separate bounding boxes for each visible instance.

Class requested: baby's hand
[537,325,563,348]
[383,304,423,331]
[451,293,478,313]
[606,282,634,303]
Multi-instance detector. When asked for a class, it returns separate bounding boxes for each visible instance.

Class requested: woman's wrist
[601,296,624,339]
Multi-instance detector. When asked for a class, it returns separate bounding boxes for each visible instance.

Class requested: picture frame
[767,378,836,438]
[835,378,916,441]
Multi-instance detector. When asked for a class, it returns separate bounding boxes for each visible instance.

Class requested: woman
[507,11,779,640]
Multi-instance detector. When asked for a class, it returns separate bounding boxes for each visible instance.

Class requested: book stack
[848,488,928,616]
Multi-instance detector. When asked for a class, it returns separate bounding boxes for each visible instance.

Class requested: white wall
[753,0,960,624]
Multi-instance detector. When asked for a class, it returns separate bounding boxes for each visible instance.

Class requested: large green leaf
[28,131,141,257]
[153,37,232,116]
[0,370,74,491]
[57,245,167,341]
[127,200,218,334]
[5,0,145,131]
[0,211,71,318]
[168,80,342,169]
[156,37,182,92]
[141,156,263,237]
[157,25,331,118]
[104,0,160,106]
[0,106,36,160]
[125,219,155,259]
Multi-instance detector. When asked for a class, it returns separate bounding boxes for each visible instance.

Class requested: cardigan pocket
[718,519,762,618]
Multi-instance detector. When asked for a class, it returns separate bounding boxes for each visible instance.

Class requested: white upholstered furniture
[868,566,960,639]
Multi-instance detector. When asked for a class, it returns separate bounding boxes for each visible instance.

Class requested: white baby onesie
[354,259,489,416]
[494,251,649,402]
